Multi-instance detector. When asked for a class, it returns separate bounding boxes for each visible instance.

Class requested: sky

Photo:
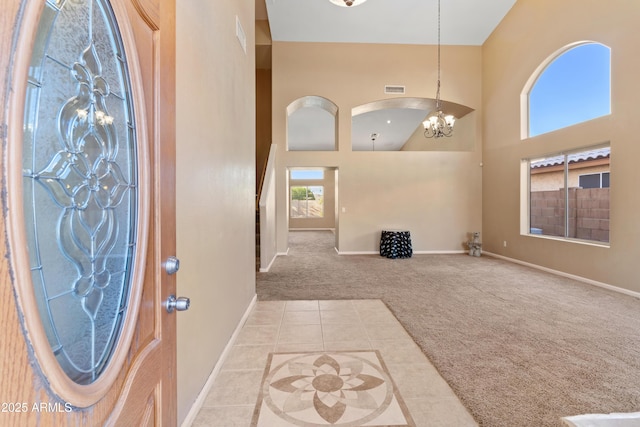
[290,169,324,180]
[529,43,611,137]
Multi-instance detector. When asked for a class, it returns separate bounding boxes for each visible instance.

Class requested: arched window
[525,42,610,138]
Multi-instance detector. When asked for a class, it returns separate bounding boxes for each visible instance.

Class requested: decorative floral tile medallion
[251,351,415,426]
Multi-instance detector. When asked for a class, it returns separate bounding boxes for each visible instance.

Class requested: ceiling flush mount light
[329,0,368,7]
[424,0,455,138]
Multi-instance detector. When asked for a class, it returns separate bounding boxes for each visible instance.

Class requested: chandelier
[423,0,455,138]
[329,0,368,7]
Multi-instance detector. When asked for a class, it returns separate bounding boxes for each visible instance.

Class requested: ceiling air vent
[384,85,405,95]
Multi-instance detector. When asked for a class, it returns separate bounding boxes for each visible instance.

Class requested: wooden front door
[0,0,177,425]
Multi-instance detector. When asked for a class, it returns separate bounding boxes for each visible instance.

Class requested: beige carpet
[256,231,640,427]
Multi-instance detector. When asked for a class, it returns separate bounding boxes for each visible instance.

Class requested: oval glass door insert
[22,0,139,385]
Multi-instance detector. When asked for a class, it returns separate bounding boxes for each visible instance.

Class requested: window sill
[522,233,610,249]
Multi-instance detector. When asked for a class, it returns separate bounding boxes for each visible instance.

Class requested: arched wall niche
[286,95,338,151]
[352,97,475,151]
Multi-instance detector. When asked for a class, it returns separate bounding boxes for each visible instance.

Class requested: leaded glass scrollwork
[22,0,138,385]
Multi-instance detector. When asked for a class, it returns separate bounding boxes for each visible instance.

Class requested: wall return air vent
[384,85,406,94]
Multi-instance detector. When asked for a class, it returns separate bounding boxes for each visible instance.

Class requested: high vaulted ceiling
[255,0,518,151]
[257,0,517,46]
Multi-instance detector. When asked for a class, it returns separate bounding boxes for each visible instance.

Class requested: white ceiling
[259,0,517,46]
[352,108,428,151]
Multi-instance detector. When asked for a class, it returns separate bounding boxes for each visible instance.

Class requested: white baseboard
[413,250,466,255]
[259,254,277,272]
[484,251,640,299]
[180,294,257,427]
[336,250,466,255]
[288,228,335,232]
[258,250,290,273]
[336,250,378,255]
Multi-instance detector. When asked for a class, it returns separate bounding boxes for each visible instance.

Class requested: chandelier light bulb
[423,110,455,138]
[445,115,455,127]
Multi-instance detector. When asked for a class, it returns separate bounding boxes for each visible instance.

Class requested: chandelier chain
[437,0,441,89]
[436,0,441,108]
[423,0,455,139]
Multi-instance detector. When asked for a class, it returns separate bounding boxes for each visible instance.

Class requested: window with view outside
[579,172,609,189]
[528,43,610,137]
[290,186,324,218]
[528,146,609,243]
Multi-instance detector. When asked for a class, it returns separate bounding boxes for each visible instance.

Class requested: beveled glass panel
[22,0,138,385]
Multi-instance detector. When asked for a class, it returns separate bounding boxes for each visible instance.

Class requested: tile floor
[192,299,477,427]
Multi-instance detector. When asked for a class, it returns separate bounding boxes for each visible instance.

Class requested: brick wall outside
[530,188,609,242]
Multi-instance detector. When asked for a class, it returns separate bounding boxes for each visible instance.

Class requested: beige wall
[176,0,256,423]
[482,0,640,291]
[273,42,483,253]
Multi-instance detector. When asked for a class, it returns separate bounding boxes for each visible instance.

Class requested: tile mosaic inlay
[252,350,415,427]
